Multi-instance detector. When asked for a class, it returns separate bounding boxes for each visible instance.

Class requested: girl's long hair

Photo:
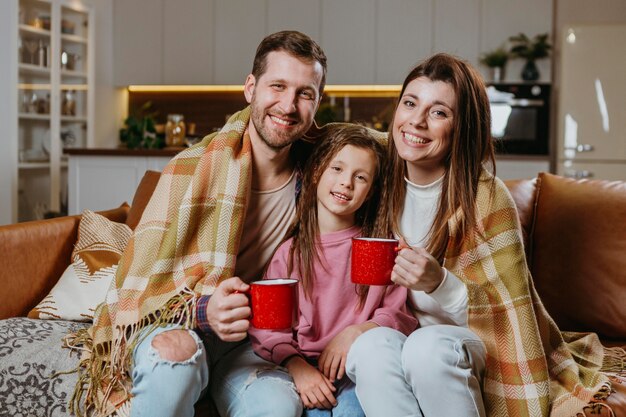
[380,53,496,262]
[286,124,388,303]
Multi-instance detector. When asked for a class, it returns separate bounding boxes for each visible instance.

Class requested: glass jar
[165,114,186,147]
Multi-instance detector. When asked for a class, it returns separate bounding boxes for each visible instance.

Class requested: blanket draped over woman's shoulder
[66,108,254,416]
[447,171,625,417]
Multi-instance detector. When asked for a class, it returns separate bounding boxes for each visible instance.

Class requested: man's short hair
[251,30,327,95]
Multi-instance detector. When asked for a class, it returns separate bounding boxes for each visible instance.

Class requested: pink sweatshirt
[249,226,418,365]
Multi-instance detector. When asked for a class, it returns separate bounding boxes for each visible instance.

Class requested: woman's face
[392,76,456,184]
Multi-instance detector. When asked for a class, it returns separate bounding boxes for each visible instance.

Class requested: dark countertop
[64,147,185,157]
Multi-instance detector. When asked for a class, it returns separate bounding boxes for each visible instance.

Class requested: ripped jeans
[130,324,302,417]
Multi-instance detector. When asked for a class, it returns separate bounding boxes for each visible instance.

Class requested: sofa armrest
[0,206,129,319]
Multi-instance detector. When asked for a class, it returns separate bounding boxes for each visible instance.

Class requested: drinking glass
[23,39,38,65]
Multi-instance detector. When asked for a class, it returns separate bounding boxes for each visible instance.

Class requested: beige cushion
[531,173,626,339]
[27,210,132,321]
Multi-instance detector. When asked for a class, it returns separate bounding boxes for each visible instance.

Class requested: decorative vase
[521,60,539,81]
[491,66,505,82]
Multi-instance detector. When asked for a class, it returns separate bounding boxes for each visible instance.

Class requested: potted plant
[479,47,509,82]
[508,32,552,81]
[119,101,164,149]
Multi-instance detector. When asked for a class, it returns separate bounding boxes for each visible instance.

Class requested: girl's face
[316,144,377,232]
[392,76,456,184]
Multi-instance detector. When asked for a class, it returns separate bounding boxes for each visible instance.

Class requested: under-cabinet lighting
[127,85,402,97]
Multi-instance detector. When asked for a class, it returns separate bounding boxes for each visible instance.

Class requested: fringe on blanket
[63,288,198,417]
[578,348,626,417]
[602,346,626,375]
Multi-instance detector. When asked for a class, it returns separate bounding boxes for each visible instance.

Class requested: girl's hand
[392,238,445,293]
[286,356,337,410]
[318,322,378,382]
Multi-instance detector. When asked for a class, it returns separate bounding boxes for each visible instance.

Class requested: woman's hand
[392,238,445,293]
[318,322,378,382]
[285,356,337,409]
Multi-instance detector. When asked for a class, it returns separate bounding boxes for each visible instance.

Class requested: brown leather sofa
[0,170,624,415]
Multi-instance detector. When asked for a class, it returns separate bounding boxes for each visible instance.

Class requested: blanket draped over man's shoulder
[66,108,255,417]
[446,171,625,417]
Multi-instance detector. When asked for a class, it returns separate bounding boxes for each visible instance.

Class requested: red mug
[351,237,399,285]
[248,278,298,329]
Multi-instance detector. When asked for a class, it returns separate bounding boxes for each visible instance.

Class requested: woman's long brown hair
[286,124,388,304]
[379,53,496,262]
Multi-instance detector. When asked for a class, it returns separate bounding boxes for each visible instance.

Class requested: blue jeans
[346,325,486,417]
[130,324,302,417]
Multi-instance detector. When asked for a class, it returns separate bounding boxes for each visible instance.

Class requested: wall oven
[488,83,550,155]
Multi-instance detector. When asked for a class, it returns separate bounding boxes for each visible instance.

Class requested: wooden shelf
[61,33,87,44]
[61,115,87,123]
[19,23,51,38]
[19,63,51,75]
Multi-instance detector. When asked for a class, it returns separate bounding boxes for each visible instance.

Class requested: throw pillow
[27,210,132,321]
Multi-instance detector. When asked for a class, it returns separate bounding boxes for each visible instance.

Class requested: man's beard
[250,104,307,151]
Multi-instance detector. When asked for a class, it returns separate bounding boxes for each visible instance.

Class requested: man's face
[244,51,324,151]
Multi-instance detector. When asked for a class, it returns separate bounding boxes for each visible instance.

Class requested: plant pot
[521,60,539,81]
[490,66,505,82]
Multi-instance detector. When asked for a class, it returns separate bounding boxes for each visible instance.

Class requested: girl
[346,53,619,417]
[249,124,417,417]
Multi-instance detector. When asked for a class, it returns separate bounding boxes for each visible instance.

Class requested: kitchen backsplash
[128,90,398,138]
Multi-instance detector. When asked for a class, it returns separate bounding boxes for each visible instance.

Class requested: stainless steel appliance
[488,83,550,155]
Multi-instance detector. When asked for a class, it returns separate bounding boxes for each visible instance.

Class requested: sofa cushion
[0,318,87,416]
[531,173,626,340]
[27,210,132,322]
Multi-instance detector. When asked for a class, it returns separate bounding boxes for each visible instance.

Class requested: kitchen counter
[66,149,177,214]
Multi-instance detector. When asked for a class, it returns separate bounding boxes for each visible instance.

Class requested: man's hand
[286,356,337,410]
[318,322,378,382]
[205,277,251,341]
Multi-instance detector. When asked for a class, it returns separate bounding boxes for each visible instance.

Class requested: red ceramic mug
[248,278,298,329]
[351,237,399,285]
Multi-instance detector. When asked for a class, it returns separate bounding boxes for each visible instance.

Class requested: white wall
[0,1,19,225]
[90,0,126,148]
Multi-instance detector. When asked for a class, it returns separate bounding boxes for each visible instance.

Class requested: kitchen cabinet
[433,0,480,68]
[112,0,553,86]
[213,0,265,85]
[2,0,94,224]
[375,0,431,84]
[163,0,213,85]
[67,151,173,214]
[320,0,376,85]
[114,0,214,85]
[267,0,320,41]
[113,0,162,85]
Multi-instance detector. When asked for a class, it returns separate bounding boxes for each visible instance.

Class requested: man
[70,31,327,417]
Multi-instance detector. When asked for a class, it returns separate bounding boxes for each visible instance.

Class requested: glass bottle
[165,114,186,147]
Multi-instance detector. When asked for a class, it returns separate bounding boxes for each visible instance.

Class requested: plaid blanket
[448,172,622,416]
[68,108,255,416]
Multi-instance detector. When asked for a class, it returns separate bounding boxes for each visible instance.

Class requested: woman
[346,53,618,417]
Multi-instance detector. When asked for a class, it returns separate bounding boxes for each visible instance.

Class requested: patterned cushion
[28,210,132,322]
[0,318,88,416]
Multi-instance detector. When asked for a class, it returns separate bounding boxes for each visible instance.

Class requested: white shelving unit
[14,0,94,222]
